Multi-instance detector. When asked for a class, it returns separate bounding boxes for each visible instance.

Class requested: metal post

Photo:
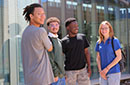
[126,7,130,73]
[77,0,83,33]
[61,0,66,38]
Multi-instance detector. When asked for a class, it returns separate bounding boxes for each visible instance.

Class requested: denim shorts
[100,72,121,85]
[65,67,90,85]
[51,77,66,85]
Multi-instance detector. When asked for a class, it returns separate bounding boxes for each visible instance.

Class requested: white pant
[100,72,121,85]
[65,67,90,85]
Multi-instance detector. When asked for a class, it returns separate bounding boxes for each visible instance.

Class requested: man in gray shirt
[21,3,54,85]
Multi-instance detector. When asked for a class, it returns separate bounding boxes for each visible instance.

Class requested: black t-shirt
[61,33,90,71]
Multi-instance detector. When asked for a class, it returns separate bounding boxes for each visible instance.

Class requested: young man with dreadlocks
[21,3,54,85]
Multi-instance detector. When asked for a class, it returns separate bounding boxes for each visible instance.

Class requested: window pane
[0,0,10,84]
[43,0,130,80]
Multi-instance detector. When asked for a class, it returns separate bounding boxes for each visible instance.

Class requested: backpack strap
[48,36,53,44]
[48,36,55,52]
[111,37,116,57]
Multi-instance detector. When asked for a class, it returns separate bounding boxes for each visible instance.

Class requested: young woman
[95,21,122,85]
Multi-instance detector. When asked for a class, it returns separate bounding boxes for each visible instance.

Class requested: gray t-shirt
[21,25,54,85]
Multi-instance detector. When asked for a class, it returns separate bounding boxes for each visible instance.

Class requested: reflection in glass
[42,0,130,80]
[0,0,10,84]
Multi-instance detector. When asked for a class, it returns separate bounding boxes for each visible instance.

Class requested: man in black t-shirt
[61,18,91,85]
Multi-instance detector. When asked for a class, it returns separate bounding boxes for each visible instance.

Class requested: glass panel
[42,0,130,80]
[82,0,130,79]
[0,0,4,79]
[0,0,10,84]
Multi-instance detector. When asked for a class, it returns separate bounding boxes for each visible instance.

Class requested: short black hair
[23,3,42,22]
[65,18,76,27]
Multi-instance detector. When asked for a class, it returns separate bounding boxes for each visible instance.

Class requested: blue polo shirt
[95,37,121,74]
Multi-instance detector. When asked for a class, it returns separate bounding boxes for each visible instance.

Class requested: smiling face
[100,24,110,37]
[67,21,79,35]
[48,21,60,34]
[98,21,114,42]
[30,7,46,27]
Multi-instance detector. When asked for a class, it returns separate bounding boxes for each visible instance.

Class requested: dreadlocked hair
[23,3,42,22]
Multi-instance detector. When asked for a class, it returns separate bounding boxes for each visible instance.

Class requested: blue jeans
[100,72,121,85]
[51,77,66,85]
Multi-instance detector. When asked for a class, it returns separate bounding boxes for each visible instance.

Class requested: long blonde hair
[98,21,114,44]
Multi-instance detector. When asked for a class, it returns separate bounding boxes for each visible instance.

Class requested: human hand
[87,67,92,77]
[64,75,67,80]
[54,76,58,82]
[100,71,107,80]
[100,67,109,80]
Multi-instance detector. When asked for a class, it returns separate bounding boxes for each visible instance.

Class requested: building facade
[0,0,130,85]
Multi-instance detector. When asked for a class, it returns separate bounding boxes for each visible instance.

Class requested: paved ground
[121,78,130,85]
